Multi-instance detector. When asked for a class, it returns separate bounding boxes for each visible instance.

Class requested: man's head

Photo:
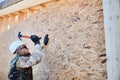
[9,40,30,56]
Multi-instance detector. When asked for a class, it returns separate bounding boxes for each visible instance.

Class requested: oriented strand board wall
[0,0,107,80]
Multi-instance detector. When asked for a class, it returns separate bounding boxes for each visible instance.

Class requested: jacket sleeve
[16,44,44,68]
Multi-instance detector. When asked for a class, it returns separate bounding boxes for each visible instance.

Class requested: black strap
[8,55,20,80]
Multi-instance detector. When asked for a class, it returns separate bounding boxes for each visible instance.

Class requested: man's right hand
[30,35,40,45]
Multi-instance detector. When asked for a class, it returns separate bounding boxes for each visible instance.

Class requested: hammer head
[18,31,22,40]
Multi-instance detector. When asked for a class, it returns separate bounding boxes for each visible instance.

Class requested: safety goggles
[19,45,28,50]
[14,45,28,54]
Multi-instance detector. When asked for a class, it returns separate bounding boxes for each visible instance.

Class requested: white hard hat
[9,40,24,54]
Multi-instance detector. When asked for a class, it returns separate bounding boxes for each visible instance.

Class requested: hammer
[18,31,31,40]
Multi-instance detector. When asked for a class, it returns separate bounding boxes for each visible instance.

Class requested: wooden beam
[103,0,120,80]
[8,14,17,27]
[18,9,34,18]
[16,11,27,22]
[1,16,9,32]
[0,17,3,34]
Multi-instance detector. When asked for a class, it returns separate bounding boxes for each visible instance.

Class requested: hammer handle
[22,35,30,38]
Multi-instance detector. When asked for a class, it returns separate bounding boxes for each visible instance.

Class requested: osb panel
[0,0,106,80]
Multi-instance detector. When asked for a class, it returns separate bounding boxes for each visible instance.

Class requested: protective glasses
[14,45,28,54]
[19,46,27,49]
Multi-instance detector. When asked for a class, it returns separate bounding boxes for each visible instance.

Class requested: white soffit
[0,0,51,16]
